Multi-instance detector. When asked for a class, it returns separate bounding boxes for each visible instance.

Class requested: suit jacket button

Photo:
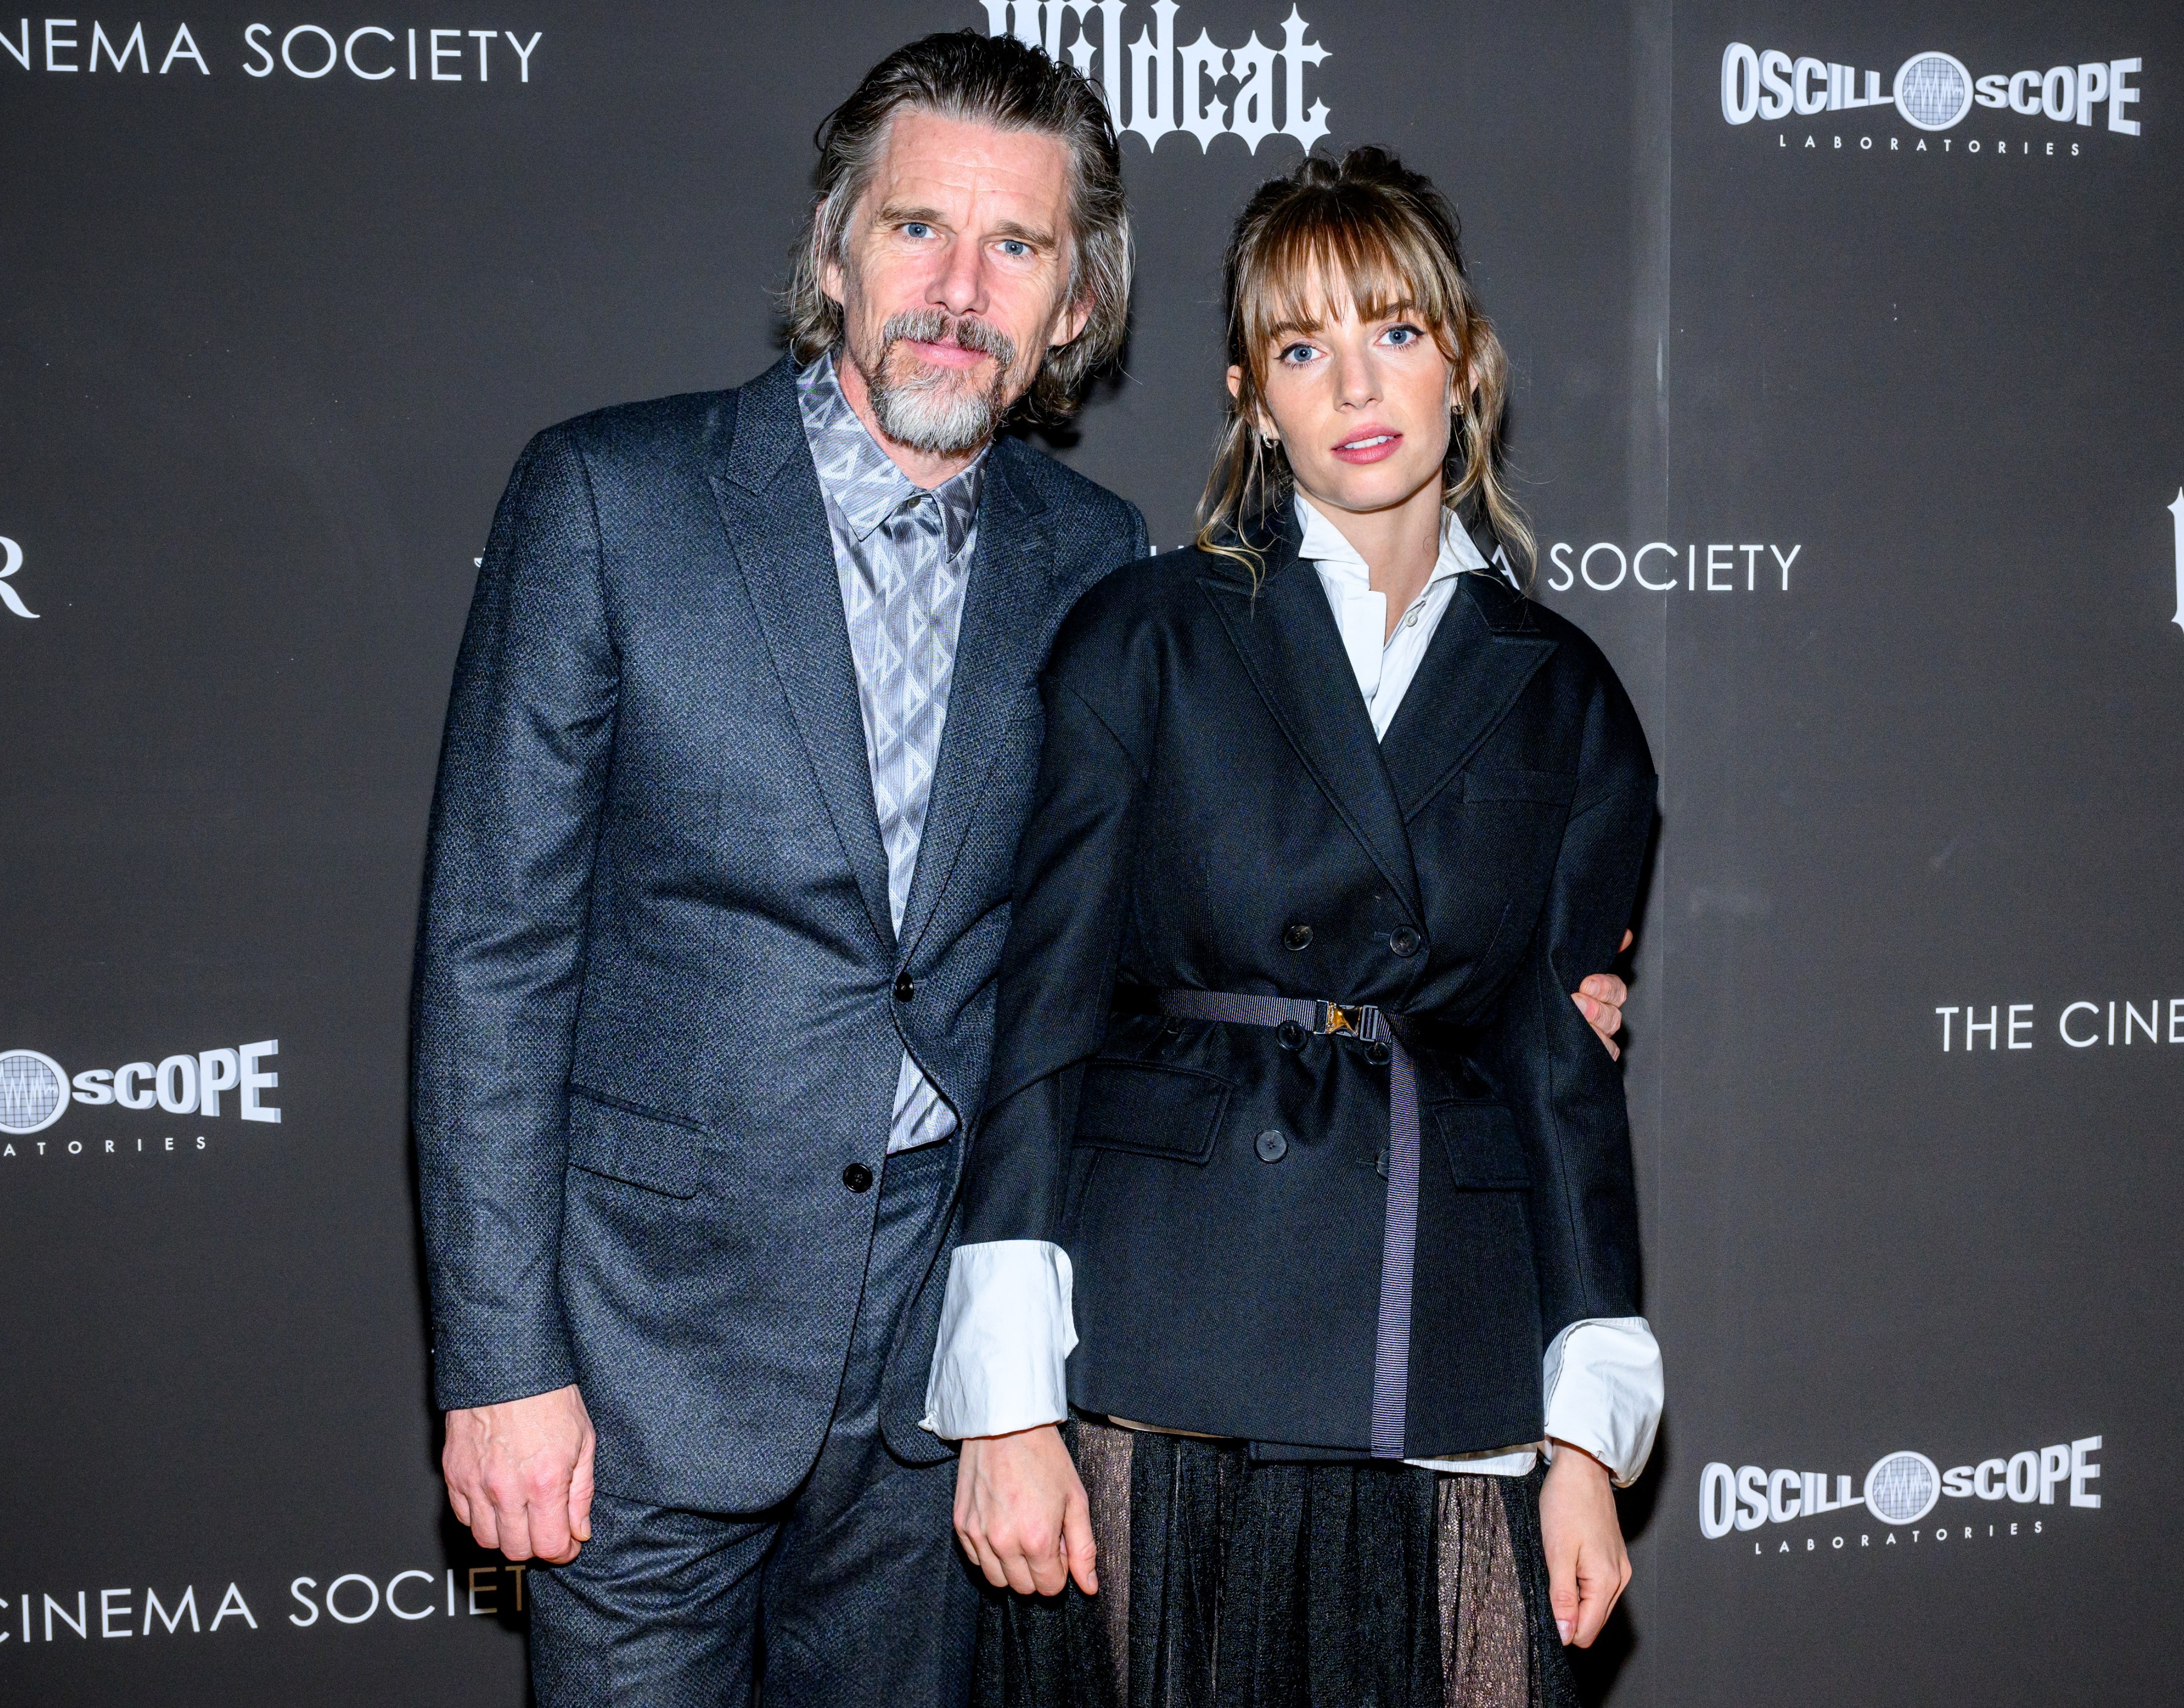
[1389,927,1421,957]
[1277,1019,1306,1051]
[1366,1040,1393,1066]
[842,1163,875,1193]
[1255,1129,1288,1163]
[1376,1147,1391,1180]
[1282,923,1314,951]
[893,972,916,1002]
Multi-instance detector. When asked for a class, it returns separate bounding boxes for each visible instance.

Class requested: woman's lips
[1330,429,1402,464]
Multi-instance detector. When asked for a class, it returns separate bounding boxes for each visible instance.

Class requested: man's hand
[443,1385,596,1565]
[954,1424,1098,1598]
[1572,929,1637,1060]
[1538,1441,1631,1647]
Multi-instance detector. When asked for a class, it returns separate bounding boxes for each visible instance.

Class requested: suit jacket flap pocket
[1463,768,1580,805]
[566,1089,705,1199]
[1431,1099,1530,1188]
[1073,1061,1231,1165]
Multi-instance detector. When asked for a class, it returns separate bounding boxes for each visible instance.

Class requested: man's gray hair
[783,31,1131,423]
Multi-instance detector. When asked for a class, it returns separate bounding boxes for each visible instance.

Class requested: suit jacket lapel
[898,440,1056,962]
[706,359,896,953]
[1202,527,1425,926]
[1379,574,1559,819]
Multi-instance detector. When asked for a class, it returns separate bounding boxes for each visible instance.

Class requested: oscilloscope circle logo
[1863,1450,1943,1526]
[0,1048,70,1136]
[1893,51,1974,131]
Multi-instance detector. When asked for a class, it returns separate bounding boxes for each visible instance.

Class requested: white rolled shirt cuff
[920,1239,1077,1439]
[1539,1315,1663,1487]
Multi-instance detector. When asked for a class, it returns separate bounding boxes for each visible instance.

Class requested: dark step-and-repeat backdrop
[2,3,2176,1703]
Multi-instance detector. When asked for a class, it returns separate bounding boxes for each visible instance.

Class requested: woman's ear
[1226,364,1243,401]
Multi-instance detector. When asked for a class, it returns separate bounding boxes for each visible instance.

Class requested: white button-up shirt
[921,497,1664,1485]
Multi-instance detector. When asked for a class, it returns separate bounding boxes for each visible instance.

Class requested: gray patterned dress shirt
[797,352,984,1153]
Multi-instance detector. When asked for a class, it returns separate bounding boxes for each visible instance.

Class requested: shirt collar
[1293,492,1488,595]
[797,351,986,552]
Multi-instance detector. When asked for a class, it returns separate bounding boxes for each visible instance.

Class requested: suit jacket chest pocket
[1440,767,1578,947]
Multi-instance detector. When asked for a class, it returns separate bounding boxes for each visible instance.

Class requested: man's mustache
[880,309,1017,372]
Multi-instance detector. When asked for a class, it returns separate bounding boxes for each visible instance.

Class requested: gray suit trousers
[528,1140,980,1706]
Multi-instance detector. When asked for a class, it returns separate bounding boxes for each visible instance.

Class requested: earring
[1260,431,1279,450]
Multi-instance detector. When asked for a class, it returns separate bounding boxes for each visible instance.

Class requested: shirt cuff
[1539,1316,1663,1487]
[920,1239,1077,1440]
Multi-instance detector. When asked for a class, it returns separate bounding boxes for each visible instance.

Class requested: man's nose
[928,235,988,319]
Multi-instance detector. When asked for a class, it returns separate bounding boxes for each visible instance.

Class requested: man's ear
[819,249,846,310]
[1048,291,1094,351]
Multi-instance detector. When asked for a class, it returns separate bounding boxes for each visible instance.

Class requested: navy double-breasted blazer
[958,511,1655,1459]
[411,358,1146,1511]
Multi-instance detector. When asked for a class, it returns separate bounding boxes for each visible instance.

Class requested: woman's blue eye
[1385,325,1421,346]
[1279,343,1317,365]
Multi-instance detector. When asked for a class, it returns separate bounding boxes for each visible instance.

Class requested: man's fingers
[1619,929,1634,952]
[1063,1492,1100,1596]
[447,1483,473,1527]
[568,1432,596,1545]
[1579,972,1627,1014]
[527,1486,575,1565]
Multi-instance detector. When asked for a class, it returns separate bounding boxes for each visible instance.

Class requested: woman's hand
[954,1424,1099,1598]
[1538,1440,1631,1646]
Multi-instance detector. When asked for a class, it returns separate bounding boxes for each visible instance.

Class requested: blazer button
[842,1163,875,1193]
[1277,1019,1306,1051]
[1389,927,1422,957]
[1282,923,1314,951]
[1366,1040,1393,1066]
[893,972,916,1002]
[1255,1129,1289,1163]
[1376,1147,1391,1180]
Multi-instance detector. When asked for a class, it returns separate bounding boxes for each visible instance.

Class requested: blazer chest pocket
[1429,1099,1530,1189]
[1463,768,1580,806]
[566,1089,705,1199]
[1072,1061,1232,1165]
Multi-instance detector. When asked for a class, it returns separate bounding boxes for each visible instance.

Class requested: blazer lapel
[1202,528,1425,926]
[706,359,895,953]
[1379,574,1559,819]
[897,440,1057,962]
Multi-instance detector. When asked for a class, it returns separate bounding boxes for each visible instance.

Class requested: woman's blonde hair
[1194,146,1531,580]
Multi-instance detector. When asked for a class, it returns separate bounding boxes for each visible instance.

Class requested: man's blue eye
[1000,240,1029,256]
[903,223,931,239]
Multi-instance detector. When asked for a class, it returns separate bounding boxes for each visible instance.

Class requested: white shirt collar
[1293,492,1490,589]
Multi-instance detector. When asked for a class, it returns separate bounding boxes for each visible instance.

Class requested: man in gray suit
[412,33,1144,1705]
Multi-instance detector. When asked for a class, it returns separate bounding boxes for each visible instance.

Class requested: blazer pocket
[1462,767,1580,805]
[565,1088,706,1200]
[1430,1099,1530,1189]
[1072,1061,1232,1165]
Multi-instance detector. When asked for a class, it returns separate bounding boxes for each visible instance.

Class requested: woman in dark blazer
[926,148,1662,1707]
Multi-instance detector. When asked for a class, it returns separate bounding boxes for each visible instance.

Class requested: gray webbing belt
[1150,988,1420,1460]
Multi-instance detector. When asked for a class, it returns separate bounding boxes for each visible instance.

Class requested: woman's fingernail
[1557,1618,1574,1644]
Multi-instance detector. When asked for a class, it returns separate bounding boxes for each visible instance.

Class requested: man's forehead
[867,108,1072,218]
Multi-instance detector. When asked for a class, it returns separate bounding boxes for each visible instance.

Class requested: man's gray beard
[858,309,1021,456]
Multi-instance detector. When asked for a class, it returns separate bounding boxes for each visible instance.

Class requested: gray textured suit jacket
[411,357,1147,1511]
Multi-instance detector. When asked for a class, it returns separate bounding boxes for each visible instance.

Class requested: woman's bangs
[1242,206,1456,363]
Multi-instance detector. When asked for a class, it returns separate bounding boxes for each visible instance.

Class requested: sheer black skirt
[972,1417,1580,1708]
